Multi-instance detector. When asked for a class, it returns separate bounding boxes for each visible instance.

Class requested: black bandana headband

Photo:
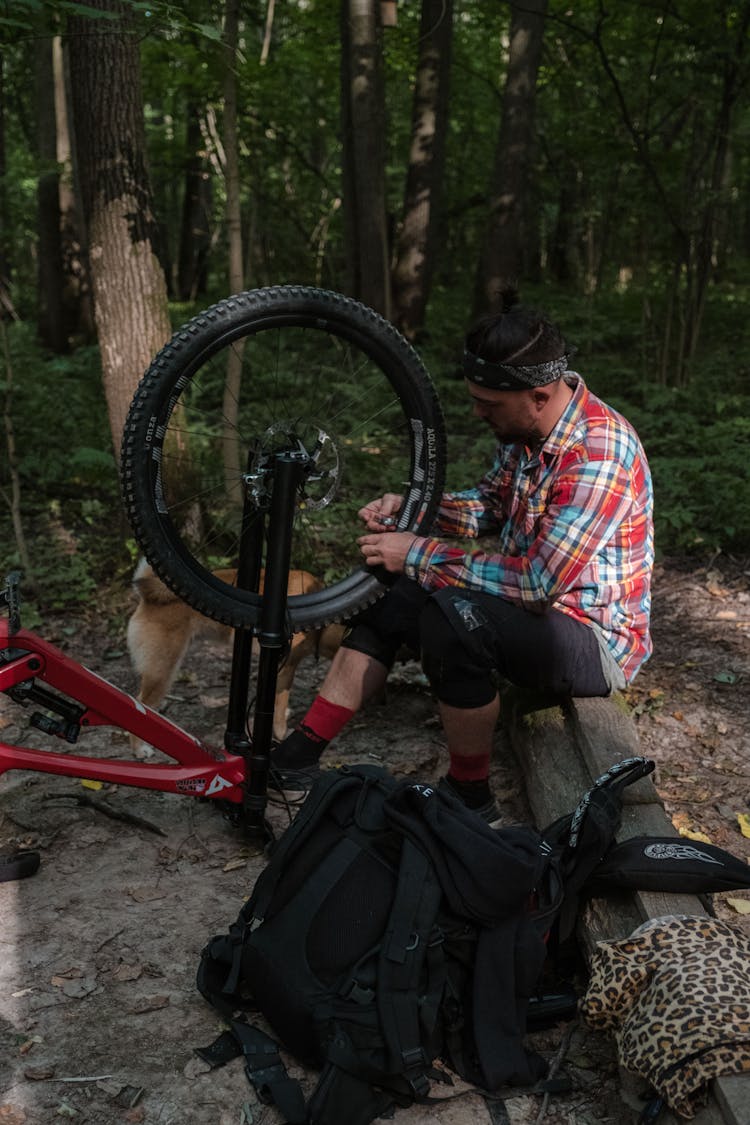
[463,349,570,391]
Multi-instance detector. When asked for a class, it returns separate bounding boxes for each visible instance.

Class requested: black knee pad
[419,600,497,708]
[341,622,400,670]
[340,578,425,667]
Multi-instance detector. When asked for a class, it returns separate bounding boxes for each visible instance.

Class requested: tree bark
[680,3,750,380]
[177,100,212,301]
[35,36,66,352]
[222,0,244,502]
[548,171,580,286]
[391,0,453,340]
[340,0,391,317]
[223,0,243,300]
[67,0,171,458]
[260,0,276,65]
[0,51,13,315]
[473,0,549,316]
[54,36,95,342]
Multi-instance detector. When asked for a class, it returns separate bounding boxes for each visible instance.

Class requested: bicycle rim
[121,287,446,631]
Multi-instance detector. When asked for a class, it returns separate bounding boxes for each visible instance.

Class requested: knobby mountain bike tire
[121,286,447,631]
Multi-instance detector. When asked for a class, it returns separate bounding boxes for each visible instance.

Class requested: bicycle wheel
[121,286,446,631]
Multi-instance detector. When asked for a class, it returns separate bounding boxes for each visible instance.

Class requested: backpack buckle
[402,1045,428,1078]
[343,980,375,1004]
[404,1062,431,1100]
[247,1060,285,1102]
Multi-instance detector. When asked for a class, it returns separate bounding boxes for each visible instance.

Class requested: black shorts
[341,577,609,706]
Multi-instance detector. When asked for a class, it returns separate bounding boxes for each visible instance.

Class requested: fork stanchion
[242,452,307,842]
[224,465,264,756]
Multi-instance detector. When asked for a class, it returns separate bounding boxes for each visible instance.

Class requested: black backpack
[195,758,653,1124]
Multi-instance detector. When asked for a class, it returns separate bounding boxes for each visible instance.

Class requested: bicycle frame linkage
[0,616,246,801]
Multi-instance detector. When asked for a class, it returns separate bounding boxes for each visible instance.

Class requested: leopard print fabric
[579,914,750,1118]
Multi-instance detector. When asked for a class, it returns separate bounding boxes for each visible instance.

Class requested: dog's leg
[271,626,347,740]
[272,633,318,741]
[127,608,192,757]
[318,623,346,661]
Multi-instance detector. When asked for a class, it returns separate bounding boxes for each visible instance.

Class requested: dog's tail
[131,559,178,607]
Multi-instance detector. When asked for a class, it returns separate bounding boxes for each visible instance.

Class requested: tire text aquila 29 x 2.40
[120,287,446,632]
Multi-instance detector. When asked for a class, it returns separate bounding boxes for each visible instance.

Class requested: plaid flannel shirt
[403,374,654,683]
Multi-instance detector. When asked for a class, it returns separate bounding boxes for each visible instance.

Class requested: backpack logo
[206,774,233,796]
[644,842,723,866]
[410,784,434,799]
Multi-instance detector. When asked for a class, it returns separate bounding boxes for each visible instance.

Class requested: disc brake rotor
[244,421,341,511]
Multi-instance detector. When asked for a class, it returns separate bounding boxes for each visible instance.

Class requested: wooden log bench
[504,690,748,1125]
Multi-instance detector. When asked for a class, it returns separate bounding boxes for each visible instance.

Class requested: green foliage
[621,391,750,556]
[3,325,112,491]
[2,0,750,606]
[552,284,750,557]
[0,324,122,607]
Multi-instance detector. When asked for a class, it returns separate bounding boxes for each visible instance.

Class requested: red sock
[302,695,355,741]
[448,752,491,783]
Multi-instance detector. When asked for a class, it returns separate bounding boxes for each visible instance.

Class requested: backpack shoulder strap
[566,756,654,851]
[542,756,655,942]
[195,1020,307,1125]
[377,838,445,1096]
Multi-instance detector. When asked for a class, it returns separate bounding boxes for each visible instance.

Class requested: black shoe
[0,849,41,883]
[272,725,328,768]
[438,776,502,827]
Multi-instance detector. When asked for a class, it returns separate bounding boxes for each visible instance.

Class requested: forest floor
[0,554,748,1125]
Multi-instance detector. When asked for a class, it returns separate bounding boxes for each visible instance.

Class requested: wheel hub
[243,421,341,512]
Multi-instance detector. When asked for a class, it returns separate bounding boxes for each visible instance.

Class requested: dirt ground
[1,555,748,1125]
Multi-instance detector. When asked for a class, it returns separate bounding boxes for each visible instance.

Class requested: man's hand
[358,493,403,531]
[358,531,417,573]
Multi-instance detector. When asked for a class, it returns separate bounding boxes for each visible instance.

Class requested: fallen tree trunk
[504,690,747,1125]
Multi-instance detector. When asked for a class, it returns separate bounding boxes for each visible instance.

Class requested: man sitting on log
[270,289,654,824]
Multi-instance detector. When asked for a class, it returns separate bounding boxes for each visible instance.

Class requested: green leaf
[192,21,223,42]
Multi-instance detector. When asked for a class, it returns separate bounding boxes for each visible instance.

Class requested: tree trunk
[35,36,66,352]
[340,0,391,317]
[260,0,276,65]
[391,0,453,340]
[54,36,95,343]
[0,51,13,316]
[223,0,243,300]
[548,171,580,286]
[67,0,172,458]
[177,100,212,301]
[473,0,549,316]
[680,4,749,382]
[222,0,245,502]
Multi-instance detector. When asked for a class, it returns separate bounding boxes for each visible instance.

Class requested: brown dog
[127,559,344,754]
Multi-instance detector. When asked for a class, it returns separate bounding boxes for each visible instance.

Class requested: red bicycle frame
[0,615,247,804]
